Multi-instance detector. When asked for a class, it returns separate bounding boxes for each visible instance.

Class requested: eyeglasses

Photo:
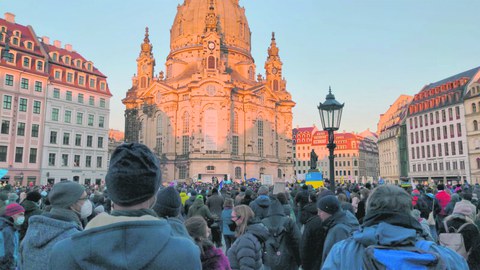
[231,215,241,222]
[78,197,88,201]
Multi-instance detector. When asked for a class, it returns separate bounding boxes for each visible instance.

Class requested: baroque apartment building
[123,0,295,182]
[0,13,48,185]
[41,39,111,185]
[377,95,413,183]
[0,13,111,186]
[292,126,379,183]
[406,67,479,184]
[464,80,480,183]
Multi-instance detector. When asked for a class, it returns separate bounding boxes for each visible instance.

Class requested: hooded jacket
[300,215,325,270]
[188,198,215,221]
[249,195,271,220]
[227,222,269,270]
[0,217,18,270]
[180,192,189,206]
[48,213,201,270]
[19,214,82,270]
[261,199,300,269]
[322,211,469,270]
[321,209,359,263]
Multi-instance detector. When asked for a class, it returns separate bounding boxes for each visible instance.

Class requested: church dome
[170,0,251,53]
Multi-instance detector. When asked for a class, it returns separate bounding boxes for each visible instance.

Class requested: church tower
[123,0,296,183]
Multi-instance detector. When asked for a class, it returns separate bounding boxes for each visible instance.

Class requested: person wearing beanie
[206,187,224,247]
[153,187,191,239]
[19,181,88,270]
[19,190,43,240]
[49,143,201,270]
[0,203,25,269]
[439,197,480,269]
[249,185,271,220]
[317,195,359,266]
[323,185,468,269]
[184,190,197,216]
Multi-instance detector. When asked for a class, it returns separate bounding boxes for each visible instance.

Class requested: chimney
[42,36,50,44]
[65,44,73,52]
[4,12,15,23]
[53,40,61,48]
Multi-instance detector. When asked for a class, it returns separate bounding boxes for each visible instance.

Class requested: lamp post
[318,87,344,192]
[1,29,11,61]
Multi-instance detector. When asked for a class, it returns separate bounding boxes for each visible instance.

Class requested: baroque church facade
[123,0,295,182]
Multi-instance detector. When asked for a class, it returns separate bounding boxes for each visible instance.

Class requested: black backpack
[261,217,293,270]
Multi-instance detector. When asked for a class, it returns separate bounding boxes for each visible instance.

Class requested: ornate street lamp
[0,29,10,61]
[318,87,344,192]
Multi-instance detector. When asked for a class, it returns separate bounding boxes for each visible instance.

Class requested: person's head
[337,193,348,203]
[185,216,210,242]
[437,184,445,191]
[452,201,473,218]
[276,192,288,204]
[360,188,370,200]
[317,195,340,221]
[26,190,42,203]
[49,181,90,218]
[258,185,269,196]
[231,205,255,236]
[366,185,411,216]
[4,203,25,225]
[153,186,181,218]
[106,143,161,210]
[223,197,234,209]
[461,192,473,202]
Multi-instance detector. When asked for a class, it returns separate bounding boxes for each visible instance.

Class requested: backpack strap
[443,220,449,233]
[455,222,471,233]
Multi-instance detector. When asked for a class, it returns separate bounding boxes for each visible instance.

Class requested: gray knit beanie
[48,181,85,208]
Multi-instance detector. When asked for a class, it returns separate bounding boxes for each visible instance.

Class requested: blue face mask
[14,216,25,226]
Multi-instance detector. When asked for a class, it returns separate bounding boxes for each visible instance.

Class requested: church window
[278,169,282,178]
[273,80,279,91]
[235,167,242,179]
[208,56,215,69]
[182,112,190,134]
[155,137,162,155]
[257,118,264,137]
[474,120,478,131]
[179,166,187,179]
[182,135,189,155]
[473,103,477,113]
[232,136,239,155]
[156,115,163,135]
[233,112,239,134]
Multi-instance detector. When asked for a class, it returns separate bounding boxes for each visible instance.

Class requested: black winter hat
[26,190,42,202]
[106,143,161,206]
[154,187,181,217]
[317,195,340,215]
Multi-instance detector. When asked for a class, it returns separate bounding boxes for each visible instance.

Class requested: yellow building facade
[123,0,295,182]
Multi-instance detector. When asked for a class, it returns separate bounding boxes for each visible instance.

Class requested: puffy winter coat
[227,222,269,270]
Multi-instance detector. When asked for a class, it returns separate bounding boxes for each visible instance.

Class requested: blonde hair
[233,205,255,236]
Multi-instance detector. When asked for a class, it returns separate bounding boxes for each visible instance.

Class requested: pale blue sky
[3,0,480,133]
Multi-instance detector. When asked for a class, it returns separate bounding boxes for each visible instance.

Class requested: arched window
[156,115,163,135]
[182,111,190,134]
[473,103,477,113]
[474,120,478,131]
[235,167,242,179]
[208,56,215,69]
[233,111,239,134]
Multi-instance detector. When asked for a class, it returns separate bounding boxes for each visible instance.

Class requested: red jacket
[435,190,451,216]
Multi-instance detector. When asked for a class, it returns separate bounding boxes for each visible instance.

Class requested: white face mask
[80,200,93,219]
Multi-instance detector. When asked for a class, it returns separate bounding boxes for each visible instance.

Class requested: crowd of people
[0,142,479,269]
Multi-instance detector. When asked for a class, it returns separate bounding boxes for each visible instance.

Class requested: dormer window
[75,59,81,68]
[52,53,58,62]
[22,57,30,68]
[100,81,106,91]
[64,56,70,65]
[25,41,33,50]
[13,30,21,37]
[11,37,19,46]
[36,60,44,71]
[87,63,92,71]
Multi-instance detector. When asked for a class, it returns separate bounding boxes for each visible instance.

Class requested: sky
[2,0,480,133]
